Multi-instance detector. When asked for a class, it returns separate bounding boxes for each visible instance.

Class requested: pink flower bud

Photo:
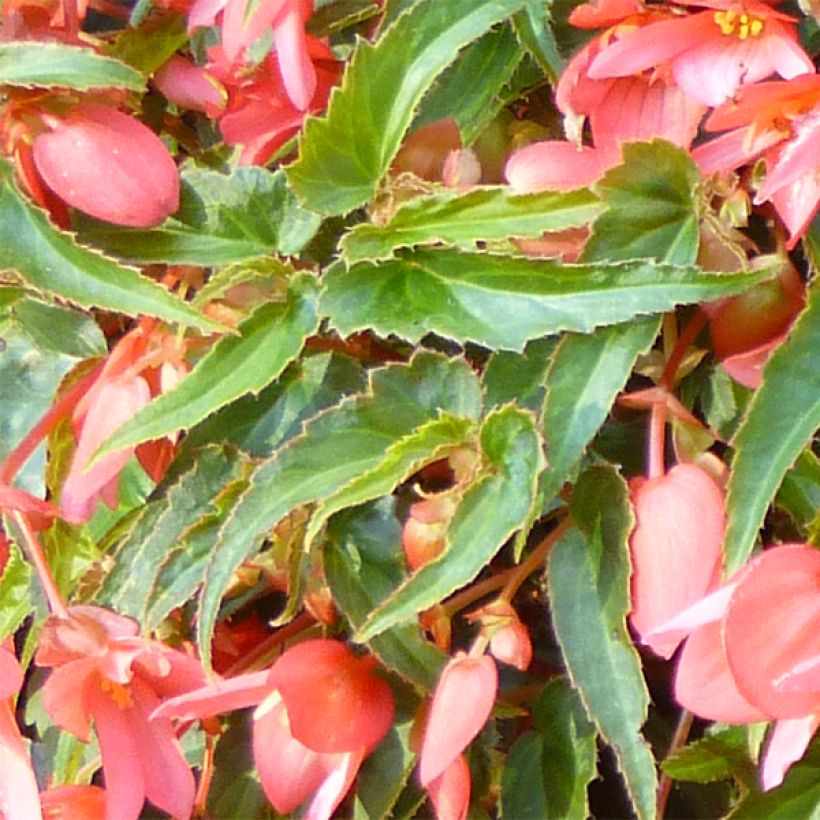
[33,103,180,227]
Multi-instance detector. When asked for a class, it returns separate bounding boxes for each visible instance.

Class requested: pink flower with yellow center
[587,0,814,107]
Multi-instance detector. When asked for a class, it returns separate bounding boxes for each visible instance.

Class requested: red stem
[648,399,666,480]
[660,310,708,390]
[10,511,67,618]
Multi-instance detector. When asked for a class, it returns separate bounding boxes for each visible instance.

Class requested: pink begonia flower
[208,39,339,165]
[628,463,725,659]
[694,75,820,247]
[419,653,498,788]
[649,544,820,790]
[465,601,532,672]
[188,0,315,110]
[61,323,187,523]
[587,0,814,107]
[153,55,227,116]
[35,605,206,820]
[0,646,42,820]
[505,141,613,193]
[153,639,395,819]
[427,754,471,820]
[40,785,106,820]
[32,103,179,227]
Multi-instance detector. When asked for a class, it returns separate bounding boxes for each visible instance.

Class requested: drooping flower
[402,494,457,571]
[153,54,227,116]
[587,0,814,107]
[35,605,206,820]
[648,544,820,790]
[0,645,42,820]
[418,653,497,794]
[153,639,395,819]
[628,462,725,658]
[694,75,820,247]
[31,103,180,227]
[427,754,470,820]
[465,600,532,672]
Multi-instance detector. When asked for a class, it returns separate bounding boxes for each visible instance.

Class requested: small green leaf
[322,247,770,351]
[548,466,657,820]
[286,0,529,214]
[356,405,543,642]
[11,299,106,359]
[724,282,820,574]
[501,679,597,819]
[77,167,322,265]
[0,42,145,90]
[0,159,222,332]
[482,337,556,412]
[196,353,482,667]
[340,187,601,264]
[97,274,320,455]
[0,544,34,641]
[540,318,661,502]
[512,2,563,84]
[108,13,188,75]
[662,726,757,785]
[324,499,447,690]
[778,450,820,532]
[583,140,702,265]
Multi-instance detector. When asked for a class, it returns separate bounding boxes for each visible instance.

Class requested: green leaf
[96,446,249,624]
[0,544,34,641]
[108,13,188,75]
[0,159,222,332]
[356,405,543,642]
[286,0,529,214]
[96,274,320,455]
[325,499,447,690]
[306,413,475,548]
[548,466,657,820]
[340,187,601,264]
[321,247,771,351]
[77,167,322,265]
[482,337,556,412]
[180,351,366,458]
[11,299,106,359]
[540,318,661,502]
[583,140,702,265]
[0,42,144,90]
[501,679,597,819]
[662,726,757,785]
[724,282,820,574]
[778,449,820,532]
[412,22,524,143]
[196,353,482,667]
[512,2,563,84]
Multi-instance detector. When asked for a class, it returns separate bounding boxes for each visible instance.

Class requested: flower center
[713,10,764,39]
[100,677,134,709]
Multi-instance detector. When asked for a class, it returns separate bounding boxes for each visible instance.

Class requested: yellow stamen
[713,9,764,38]
[100,677,134,709]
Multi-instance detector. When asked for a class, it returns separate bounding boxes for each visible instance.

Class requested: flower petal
[427,754,470,820]
[761,715,820,791]
[505,141,610,193]
[0,700,42,820]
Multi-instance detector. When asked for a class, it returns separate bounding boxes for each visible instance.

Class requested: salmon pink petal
[569,0,644,28]
[419,653,498,787]
[305,749,364,820]
[675,621,767,723]
[768,174,820,249]
[33,104,179,228]
[221,0,287,63]
[152,669,272,721]
[693,127,784,176]
[0,647,23,700]
[588,14,714,80]
[720,332,786,388]
[42,659,97,741]
[187,0,227,30]
[90,689,146,820]
[61,377,151,524]
[427,754,470,820]
[775,654,820,694]
[153,55,226,115]
[757,110,820,201]
[40,784,106,820]
[269,639,394,754]
[628,463,725,658]
[0,700,42,820]
[272,0,316,110]
[761,715,820,791]
[253,695,335,814]
[725,544,820,719]
[0,483,60,527]
[127,678,196,819]
[505,141,611,193]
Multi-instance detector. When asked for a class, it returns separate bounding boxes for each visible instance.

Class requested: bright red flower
[419,653,497,788]
[649,544,820,790]
[154,639,395,819]
[31,103,179,227]
[587,0,813,107]
[36,605,206,820]
[628,463,725,658]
